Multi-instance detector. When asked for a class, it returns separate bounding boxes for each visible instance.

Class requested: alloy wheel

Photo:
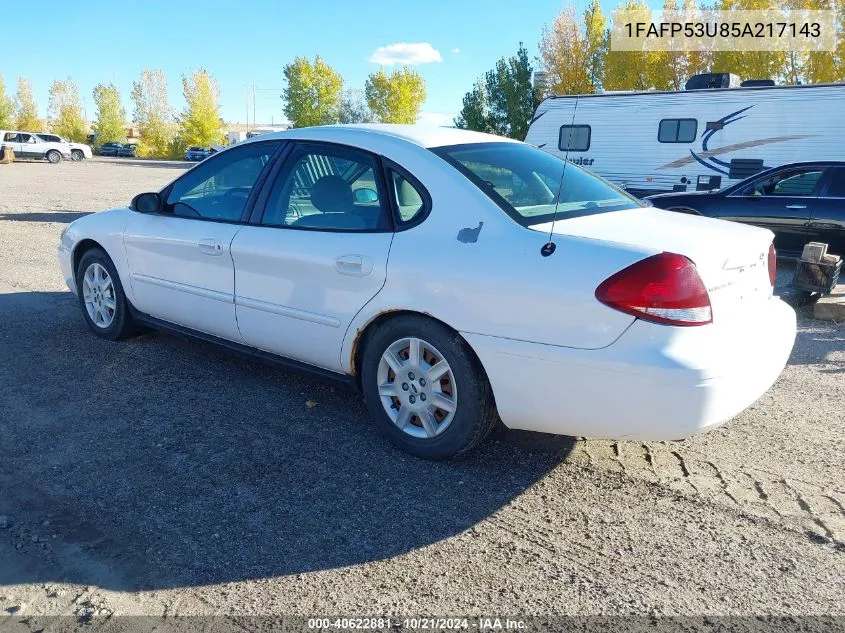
[82,262,117,329]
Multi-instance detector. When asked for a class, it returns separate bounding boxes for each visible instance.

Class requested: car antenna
[542,97,580,257]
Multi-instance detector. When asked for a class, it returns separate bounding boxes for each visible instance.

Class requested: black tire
[360,315,498,460]
[46,150,62,164]
[71,149,84,162]
[75,247,136,340]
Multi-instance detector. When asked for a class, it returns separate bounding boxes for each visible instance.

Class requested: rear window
[432,142,640,226]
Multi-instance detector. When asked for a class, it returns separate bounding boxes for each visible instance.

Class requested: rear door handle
[335,254,373,276]
[198,238,223,256]
[785,204,807,210]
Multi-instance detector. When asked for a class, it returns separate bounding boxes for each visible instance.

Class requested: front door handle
[785,204,807,210]
[198,238,223,256]
[335,254,373,276]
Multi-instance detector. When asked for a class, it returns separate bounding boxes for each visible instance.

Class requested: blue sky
[2,0,613,125]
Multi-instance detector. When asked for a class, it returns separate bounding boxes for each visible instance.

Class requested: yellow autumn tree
[539,3,607,95]
[178,69,224,148]
[712,0,788,81]
[0,75,14,129]
[282,56,344,128]
[15,77,42,131]
[365,67,426,124]
[605,0,672,90]
[658,0,714,89]
[132,69,176,158]
[48,78,88,142]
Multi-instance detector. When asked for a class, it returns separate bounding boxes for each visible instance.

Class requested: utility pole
[246,85,250,131]
[252,83,256,128]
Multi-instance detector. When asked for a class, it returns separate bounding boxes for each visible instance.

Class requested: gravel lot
[0,159,843,619]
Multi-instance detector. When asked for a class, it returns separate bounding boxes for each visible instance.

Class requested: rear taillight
[595,252,712,326]
[768,243,776,287]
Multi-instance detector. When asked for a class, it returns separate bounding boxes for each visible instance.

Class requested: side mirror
[353,188,378,203]
[131,192,162,213]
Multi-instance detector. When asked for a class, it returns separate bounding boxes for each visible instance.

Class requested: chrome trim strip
[237,295,341,328]
[131,273,233,304]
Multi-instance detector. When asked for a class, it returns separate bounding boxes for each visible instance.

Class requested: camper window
[558,125,591,152]
[658,119,697,143]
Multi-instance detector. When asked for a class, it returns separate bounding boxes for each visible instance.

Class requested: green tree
[339,89,373,124]
[48,78,88,141]
[179,69,224,147]
[455,44,538,139]
[483,43,538,139]
[92,83,126,146]
[282,56,343,127]
[365,67,426,124]
[0,75,14,129]
[131,68,175,158]
[454,79,492,132]
[15,77,42,131]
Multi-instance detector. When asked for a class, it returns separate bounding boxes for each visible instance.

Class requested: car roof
[251,124,518,149]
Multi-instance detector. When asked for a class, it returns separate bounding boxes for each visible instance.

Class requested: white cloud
[451,48,461,54]
[417,111,456,127]
[369,42,443,66]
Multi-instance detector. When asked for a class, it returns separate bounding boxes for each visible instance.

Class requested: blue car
[184,146,210,161]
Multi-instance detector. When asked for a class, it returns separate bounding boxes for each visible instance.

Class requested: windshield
[432,142,641,226]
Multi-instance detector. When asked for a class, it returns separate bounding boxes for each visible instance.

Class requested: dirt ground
[0,159,843,620]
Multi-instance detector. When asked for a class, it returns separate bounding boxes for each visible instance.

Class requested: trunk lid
[533,207,775,321]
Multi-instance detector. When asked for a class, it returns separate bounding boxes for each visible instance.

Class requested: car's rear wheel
[71,149,84,162]
[75,248,136,340]
[360,315,498,460]
[46,150,62,164]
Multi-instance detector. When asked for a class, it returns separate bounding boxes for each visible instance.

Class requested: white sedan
[58,125,796,459]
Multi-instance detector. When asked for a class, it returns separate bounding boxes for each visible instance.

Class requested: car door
[809,166,845,256]
[2,132,23,157]
[123,140,282,341]
[720,166,823,254]
[18,133,44,159]
[230,142,396,372]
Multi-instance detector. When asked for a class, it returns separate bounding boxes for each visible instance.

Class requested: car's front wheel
[360,315,498,460]
[71,149,84,162]
[46,150,62,164]
[75,248,136,340]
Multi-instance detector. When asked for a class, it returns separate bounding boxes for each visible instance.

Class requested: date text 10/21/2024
[307,617,527,630]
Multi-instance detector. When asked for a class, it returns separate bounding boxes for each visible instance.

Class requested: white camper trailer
[524,79,845,197]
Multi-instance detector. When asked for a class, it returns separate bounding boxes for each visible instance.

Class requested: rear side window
[433,142,640,227]
[388,170,427,224]
[261,144,388,231]
[659,119,697,143]
[558,125,591,151]
[825,168,845,197]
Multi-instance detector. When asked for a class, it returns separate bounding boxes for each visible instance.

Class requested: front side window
[658,119,697,143]
[433,142,640,226]
[749,168,823,197]
[261,145,387,231]
[165,141,279,221]
[558,125,591,151]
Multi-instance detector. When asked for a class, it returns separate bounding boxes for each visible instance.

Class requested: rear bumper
[463,297,796,441]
